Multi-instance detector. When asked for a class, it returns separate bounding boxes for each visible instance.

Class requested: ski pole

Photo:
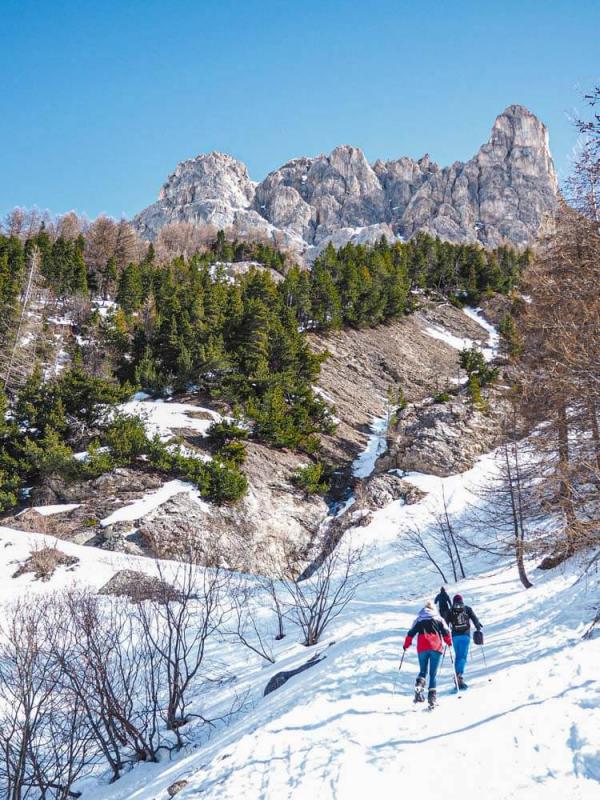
[439,645,446,675]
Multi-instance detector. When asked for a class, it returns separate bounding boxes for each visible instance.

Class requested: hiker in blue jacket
[447,594,482,690]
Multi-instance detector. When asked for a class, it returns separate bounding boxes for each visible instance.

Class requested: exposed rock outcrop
[134,105,557,256]
[380,391,508,477]
[99,569,180,603]
[137,443,328,575]
[397,105,558,248]
[167,780,190,797]
[354,473,427,510]
[263,651,327,696]
[312,298,491,463]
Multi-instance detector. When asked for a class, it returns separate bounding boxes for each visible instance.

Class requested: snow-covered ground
[24,503,81,516]
[119,396,222,440]
[1,308,597,800]
[423,306,499,363]
[99,479,209,527]
[352,415,389,479]
[1,443,598,800]
[463,305,500,361]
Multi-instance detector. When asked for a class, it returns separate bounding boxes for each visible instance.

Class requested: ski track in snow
[1,445,598,800]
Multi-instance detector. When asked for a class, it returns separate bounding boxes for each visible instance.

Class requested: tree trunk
[587,395,600,475]
[557,403,576,534]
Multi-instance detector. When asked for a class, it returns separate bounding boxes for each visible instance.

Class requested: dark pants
[418,649,442,689]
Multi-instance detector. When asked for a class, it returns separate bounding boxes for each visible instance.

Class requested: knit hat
[453,594,463,603]
[425,599,435,611]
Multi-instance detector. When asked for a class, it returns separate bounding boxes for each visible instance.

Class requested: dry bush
[12,544,78,581]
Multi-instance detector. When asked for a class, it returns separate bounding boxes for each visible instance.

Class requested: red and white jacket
[403,608,452,654]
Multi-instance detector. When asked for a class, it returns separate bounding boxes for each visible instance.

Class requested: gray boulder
[264,651,327,696]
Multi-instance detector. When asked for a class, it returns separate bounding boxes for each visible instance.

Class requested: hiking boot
[427,689,437,707]
[414,676,426,703]
[457,673,468,690]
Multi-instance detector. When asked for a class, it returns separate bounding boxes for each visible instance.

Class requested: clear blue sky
[1,0,598,220]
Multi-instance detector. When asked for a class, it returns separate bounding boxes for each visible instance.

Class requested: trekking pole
[439,645,446,675]
[391,649,406,698]
[447,643,460,692]
[480,642,492,682]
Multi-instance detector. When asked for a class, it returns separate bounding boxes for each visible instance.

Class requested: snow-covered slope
[1,444,598,800]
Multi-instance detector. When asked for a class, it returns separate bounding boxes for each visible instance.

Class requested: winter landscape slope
[1,416,598,799]
[133,105,558,258]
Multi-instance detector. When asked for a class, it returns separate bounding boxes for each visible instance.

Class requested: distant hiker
[403,599,452,708]
[448,594,482,690]
[434,586,451,622]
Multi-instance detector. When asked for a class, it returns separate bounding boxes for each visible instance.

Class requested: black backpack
[451,603,470,634]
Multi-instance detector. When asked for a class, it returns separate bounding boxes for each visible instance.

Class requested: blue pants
[453,633,470,675]
[417,650,442,689]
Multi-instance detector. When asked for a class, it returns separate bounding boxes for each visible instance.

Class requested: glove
[443,634,452,647]
[403,636,412,650]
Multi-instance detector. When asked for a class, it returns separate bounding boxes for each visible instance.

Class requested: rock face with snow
[137,442,328,576]
[134,106,557,256]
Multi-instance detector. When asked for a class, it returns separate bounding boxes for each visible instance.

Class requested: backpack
[451,603,470,634]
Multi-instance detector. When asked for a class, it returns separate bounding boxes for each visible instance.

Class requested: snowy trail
[52,454,597,800]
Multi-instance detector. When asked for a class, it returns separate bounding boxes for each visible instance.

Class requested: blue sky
[1,0,598,220]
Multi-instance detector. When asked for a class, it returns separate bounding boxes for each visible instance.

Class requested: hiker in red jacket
[403,599,452,707]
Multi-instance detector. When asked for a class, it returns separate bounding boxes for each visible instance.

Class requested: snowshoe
[427,689,437,709]
[414,677,426,703]
[414,687,425,703]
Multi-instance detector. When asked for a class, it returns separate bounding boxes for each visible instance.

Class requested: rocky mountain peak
[477,104,558,190]
[133,105,558,257]
[157,151,255,208]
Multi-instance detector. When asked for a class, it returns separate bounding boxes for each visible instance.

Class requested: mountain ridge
[134,105,558,258]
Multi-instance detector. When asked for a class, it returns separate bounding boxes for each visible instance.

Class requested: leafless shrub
[53,589,164,779]
[228,580,275,663]
[431,485,466,581]
[398,521,449,582]
[135,559,232,747]
[258,574,287,640]
[154,221,211,263]
[12,544,79,582]
[0,597,95,799]
[279,538,366,646]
